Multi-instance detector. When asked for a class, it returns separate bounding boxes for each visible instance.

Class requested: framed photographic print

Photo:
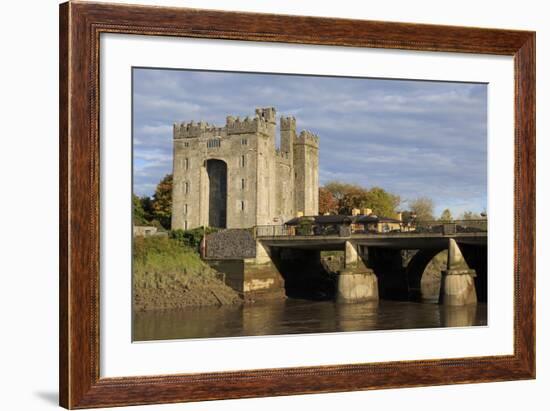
[59,1,535,408]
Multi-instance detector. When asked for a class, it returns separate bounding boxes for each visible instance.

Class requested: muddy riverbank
[133,236,242,311]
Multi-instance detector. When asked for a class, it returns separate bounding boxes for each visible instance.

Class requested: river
[133,299,487,341]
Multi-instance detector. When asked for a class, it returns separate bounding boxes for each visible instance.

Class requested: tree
[459,211,482,220]
[362,187,400,218]
[152,174,173,229]
[318,187,338,215]
[140,195,154,222]
[323,180,401,217]
[408,197,435,221]
[338,185,369,215]
[439,208,453,221]
[338,186,400,217]
[133,194,148,225]
[324,181,363,201]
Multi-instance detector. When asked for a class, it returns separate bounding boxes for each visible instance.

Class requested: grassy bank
[133,236,242,311]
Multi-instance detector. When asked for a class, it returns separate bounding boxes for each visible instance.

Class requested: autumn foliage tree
[318,187,339,214]
[324,182,361,202]
[337,185,370,215]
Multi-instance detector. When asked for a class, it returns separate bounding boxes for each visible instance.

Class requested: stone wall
[204,228,286,301]
[204,229,257,259]
[133,226,158,237]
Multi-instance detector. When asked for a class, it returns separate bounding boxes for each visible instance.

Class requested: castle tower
[294,130,319,216]
[253,108,277,226]
[280,116,296,159]
[275,116,297,222]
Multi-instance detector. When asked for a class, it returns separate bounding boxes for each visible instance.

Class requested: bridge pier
[336,241,378,304]
[440,239,477,306]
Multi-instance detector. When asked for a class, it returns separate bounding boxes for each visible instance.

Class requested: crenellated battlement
[174,107,277,139]
[226,115,270,135]
[296,130,319,147]
[174,109,319,147]
[173,121,223,139]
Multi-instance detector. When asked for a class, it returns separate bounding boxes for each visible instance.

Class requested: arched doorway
[206,159,227,228]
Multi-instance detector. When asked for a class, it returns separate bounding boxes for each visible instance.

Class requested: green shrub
[169,226,219,250]
[296,220,313,236]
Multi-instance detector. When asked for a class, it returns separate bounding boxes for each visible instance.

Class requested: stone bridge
[204,224,487,306]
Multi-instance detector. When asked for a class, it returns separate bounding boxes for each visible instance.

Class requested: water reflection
[133,299,487,342]
[440,304,480,327]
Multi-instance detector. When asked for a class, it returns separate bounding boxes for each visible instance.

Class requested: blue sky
[133,68,487,217]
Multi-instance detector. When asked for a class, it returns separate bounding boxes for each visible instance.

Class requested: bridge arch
[406,248,446,301]
[405,242,488,302]
[456,243,488,302]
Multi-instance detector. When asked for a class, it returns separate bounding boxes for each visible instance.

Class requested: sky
[133,68,487,218]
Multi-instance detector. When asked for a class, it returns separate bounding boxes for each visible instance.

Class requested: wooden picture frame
[59,1,535,408]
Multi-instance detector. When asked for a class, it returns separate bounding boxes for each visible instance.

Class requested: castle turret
[255,107,276,124]
[294,130,319,216]
[255,107,277,143]
[280,116,296,159]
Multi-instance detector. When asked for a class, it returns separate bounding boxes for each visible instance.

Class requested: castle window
[184,142,189,147]
[241,138,248,145]
[241,178,245,190]
[240,155,246,167]
[184,181,189,194]
[184,220,188,230]
[240,200,245,211]
[184,204,188,215]
[184,158,189,170]
[207,139,221,148]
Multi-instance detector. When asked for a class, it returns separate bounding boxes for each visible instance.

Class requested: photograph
[131,68,488,341]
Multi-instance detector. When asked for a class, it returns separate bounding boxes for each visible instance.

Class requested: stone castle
[171,107,319,230]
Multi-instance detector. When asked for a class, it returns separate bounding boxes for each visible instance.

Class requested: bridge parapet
[254,220,487,239]
[414,220,487,234]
